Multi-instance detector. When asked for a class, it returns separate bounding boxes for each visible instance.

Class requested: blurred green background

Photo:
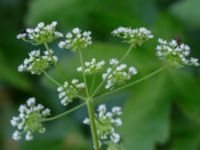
[0,0,200,150]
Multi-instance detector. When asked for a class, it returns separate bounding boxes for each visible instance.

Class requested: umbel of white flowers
[77,58,106,75]
[17,21,63,45]
[83,104,122,148]
[58,27,92,51]
[156,38,199,67]
[102,58,137,89]
[112,27,154,46]
[18,49,58,75]
[57,79,85,106]
[10,97,50,141]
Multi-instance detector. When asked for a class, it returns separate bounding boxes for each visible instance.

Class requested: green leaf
[170,113,200,150]
[120,74,170,150]
[168,70,200,123]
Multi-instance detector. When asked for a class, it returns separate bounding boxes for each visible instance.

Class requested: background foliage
[0,0,200,150]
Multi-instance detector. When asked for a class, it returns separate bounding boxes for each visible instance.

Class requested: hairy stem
[86,99,100,150]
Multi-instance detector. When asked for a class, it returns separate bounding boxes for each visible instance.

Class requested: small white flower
[66,33,73,38]
[190,57,199,66]
[77,58,105,74]
[72,27,80,34]
[112,118,122,126]
[38,22,45,28]
[77,66,83,72]
[110,133,120,143]
[51,21,57,27]
[72,79,79,84]
[83,118,90,125]
[112,106,122,115]
[129,67,137,75]
[76,83,85,89]
[12,130,21,140]
[18,105,27,113]
[54,31,63,38]
[109,58,119,65]
[61,97,68,106]
[39,128,46,134]
[105,81,113,89]
[98,104,107,113]
[18,64,24,72]
[42,108,51,116]
[16,33,26,39]
[25,132,33,141]
[58,41,66,49]
[36,104,44,111]
[27,97,36,106]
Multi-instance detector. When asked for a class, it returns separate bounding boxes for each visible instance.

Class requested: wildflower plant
[11,21,199,150]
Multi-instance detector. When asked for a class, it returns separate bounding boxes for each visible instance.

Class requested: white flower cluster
[156,38,199,67]
[57,79,85,106]
[102,58,137,89]
[58,27,92,51]
[112,27,153,46]
[17,21,63,45]
[18,49,57,75]
[77,58,105,74]
[83,104,122,146]
[10,97,50,141]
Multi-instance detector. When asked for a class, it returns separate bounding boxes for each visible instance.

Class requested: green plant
[10,22,199,150]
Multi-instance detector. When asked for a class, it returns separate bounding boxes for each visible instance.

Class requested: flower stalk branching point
[12,21,199,150]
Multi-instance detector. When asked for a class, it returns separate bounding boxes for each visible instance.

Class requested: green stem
[90,74,96,95]
[44,43,55,64]
[91,44,134,97]
[94,65,167,99]
[43,70,85,100]
[43,70,62,87]
[78,50,89,97]
[44,42,68,80]
[41,102,86,122]
[119,44,134,63]
[86,99,100,150]
[44,42,49,50]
